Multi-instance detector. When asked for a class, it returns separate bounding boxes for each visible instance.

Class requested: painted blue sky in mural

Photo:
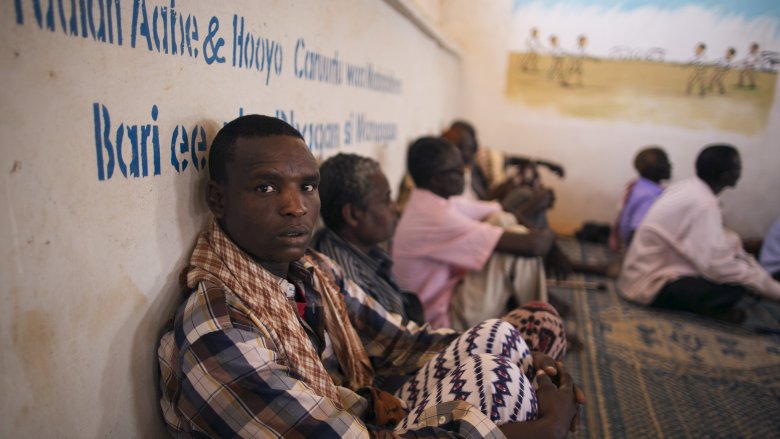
[511,0,780,62]
[512,0,780,21]
[512,0,780,19]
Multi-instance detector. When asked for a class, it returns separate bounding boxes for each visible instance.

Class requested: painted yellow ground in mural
[506,53,777,134]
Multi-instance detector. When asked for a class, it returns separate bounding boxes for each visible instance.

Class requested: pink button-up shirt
[618,176,780,305]
[392,188,504,328]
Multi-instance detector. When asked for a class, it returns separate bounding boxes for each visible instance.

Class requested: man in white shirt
[738,42,760,89]
[618,144,780,323]
[686,42,709,96]
[520,27,542,72]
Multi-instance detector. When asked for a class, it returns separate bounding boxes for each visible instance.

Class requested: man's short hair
[634,146,665,174]
[209,115,304,183]
[696,144,739,184]
[408,136,457,187]
[450,120,477,140]
[319,153,381,231]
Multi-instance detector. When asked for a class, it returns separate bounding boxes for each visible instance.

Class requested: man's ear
[206,180,226,218]
[425,174,442,194]
[341,203,361,229]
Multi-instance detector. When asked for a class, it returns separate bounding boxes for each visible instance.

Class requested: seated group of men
[157,115,583,438]
[615,144,780,323]
[156,114,780,437]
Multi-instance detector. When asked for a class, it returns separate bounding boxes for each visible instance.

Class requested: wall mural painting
[506,0,780,134]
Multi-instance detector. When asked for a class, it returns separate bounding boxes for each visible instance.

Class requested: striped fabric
[395,319,537,433]
[312,228,420,323]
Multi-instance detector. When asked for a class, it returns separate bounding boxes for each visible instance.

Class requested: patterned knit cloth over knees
[394,319,537,432]
[502,301,567,361]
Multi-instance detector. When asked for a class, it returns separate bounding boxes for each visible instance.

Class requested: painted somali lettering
[14,0,123,44]
[130,0,200,58]
[91,104,399,181]
[14,2,405,180]
[275,110,340,159]
[233,15,283,85]
[294,38,342,85]
[14,1,402,93]
[93,103,206,180]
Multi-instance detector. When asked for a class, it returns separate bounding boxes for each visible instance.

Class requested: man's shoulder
[400,190,467,228]
[404,189,448,212]
[174,281,260,346]
[638,179,715,235]
[303,248,348,281]
[310,227,330,250]
[311,228,354,262]
[304,247,337,265]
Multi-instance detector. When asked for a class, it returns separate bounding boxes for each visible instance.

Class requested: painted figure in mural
[157,115,584,438]
[547,34,569,86]
[568,35,588,86]
[738,42,760,89]
[521,27,543,72]
[709,47,736,94]
[686,42,709,96]
[619,144,780,325]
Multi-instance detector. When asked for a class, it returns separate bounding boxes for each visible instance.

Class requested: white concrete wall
[0,1,459,436]
[439,0,780,237]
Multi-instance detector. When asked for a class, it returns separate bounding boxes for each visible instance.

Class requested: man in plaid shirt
[157,115,582,438]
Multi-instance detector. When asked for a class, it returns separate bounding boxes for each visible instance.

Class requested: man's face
[431,145,466,198]
[210,135,320,267]
[722,154,742,188]
[649,153,672,182]
[353,171,399,246]
[457,132,478,166]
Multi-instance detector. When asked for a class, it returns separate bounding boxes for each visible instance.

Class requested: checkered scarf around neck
[186,220,373,405]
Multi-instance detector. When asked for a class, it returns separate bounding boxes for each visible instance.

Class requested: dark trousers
[652,276,747,317]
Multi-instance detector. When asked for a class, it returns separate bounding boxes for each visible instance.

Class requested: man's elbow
[531,236,554,257]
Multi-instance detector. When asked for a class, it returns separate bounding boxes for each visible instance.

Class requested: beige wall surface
[0,1,459,436]
[439,0,780,237]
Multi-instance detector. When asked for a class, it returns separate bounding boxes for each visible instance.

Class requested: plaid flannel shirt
[158,249,508,438]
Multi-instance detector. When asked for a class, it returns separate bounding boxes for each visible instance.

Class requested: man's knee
[461,354,538,423]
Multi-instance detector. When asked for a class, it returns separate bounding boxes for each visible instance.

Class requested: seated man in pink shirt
[619,144,780,323]
[393,136,557,330]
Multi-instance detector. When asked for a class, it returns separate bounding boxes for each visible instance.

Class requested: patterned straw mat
[554,239,780,438]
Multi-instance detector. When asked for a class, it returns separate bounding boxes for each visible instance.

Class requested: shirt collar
[319,228,390,274]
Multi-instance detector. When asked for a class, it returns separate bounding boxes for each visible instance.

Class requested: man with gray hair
[313,153,425,325]
[315,153,568,353]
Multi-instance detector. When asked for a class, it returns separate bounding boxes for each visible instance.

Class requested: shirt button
[439,415,446,424]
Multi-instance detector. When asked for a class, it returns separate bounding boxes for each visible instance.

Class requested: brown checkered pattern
[186,220,372,404]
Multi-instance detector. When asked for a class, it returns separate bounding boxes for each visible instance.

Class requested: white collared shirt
[618,176,780,304]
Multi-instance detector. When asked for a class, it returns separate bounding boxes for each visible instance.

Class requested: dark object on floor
[547,292,571,318]
[566,333,584,353]
[575,222,611,245]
